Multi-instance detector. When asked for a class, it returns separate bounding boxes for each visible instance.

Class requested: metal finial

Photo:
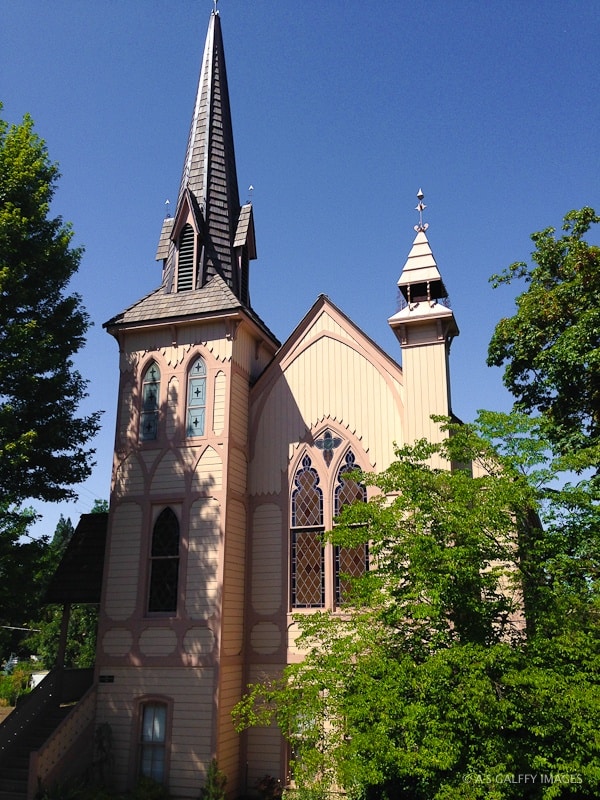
[213,0,219,14]
[165,199,171,219]
[414,188,428,232]
[248,185,254,204]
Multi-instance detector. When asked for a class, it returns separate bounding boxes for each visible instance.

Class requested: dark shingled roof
[44,513,108,604]
[104,273,279,345]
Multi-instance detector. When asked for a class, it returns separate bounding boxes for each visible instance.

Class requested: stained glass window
[334,451,368,606]
[148,508,180,613]
[187,356,206,437]
[140,703,167,782]
[140,362,160,441]
[291,456,324,608]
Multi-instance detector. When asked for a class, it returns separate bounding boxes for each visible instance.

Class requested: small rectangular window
[140,703,167,783]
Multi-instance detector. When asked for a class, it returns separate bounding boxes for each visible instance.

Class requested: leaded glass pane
[187,357,206,437]
[148,559,179,612]
[151,508,179,556]
[334,451,367,517]
[148,508,179,613]
[291,530,325,608]
[140,362,160,441]
[291,457,323,527]
[335,544,369,606]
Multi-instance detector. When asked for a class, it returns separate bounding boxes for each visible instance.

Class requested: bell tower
[388,191,459,447]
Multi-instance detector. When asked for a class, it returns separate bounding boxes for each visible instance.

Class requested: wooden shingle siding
[213,370,226,434]
[251,505,282,615]
[104,503,142,620]
[186,498,220,620]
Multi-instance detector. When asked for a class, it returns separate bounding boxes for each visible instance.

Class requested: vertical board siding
[230,372,249,445]
[104,503,142,620]
[186,498,221,620]
[251,504,283,615]
[213,370,226,434]
[249,336,403,495]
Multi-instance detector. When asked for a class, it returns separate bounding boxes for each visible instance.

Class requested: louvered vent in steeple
[177,224,195,292]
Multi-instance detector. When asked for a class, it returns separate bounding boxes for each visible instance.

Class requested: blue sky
[2,0,599,537]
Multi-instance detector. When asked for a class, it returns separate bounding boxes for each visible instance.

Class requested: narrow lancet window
[334,450,368,606]
[187,356,207,437]
[291,455,325,608]
[140,361,160,441]
[148,508,180,613]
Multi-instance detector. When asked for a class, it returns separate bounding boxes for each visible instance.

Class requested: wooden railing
[28,683,97,800]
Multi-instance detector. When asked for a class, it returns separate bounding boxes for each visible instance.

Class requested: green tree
[487,207,600,466]
[0,107,101,508]
[233,417,600,799]
[0,504,47,660]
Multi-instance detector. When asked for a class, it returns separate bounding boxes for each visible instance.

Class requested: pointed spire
[158,9,255,306]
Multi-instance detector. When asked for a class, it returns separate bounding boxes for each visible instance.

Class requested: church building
[19,8,459,799]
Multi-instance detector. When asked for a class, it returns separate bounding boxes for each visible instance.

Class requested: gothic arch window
[140,361,160,441]
[176,223,195,292]
[148,507,180,613]
[334,450,368,606]
[186,356,207,437]
[290,455,325,608]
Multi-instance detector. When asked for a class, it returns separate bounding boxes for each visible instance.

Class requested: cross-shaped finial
[414,188,429,232]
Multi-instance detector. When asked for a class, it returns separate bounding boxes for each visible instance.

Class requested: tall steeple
[156,9,256,306]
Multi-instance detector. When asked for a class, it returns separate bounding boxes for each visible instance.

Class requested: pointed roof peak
[157,7,256,308]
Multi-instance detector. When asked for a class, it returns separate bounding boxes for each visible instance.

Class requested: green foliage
[0,661,35,705]
[0,503,48,658]
[488,207,600,464]
[234,416,600,799]
[0,106,101,508]
[199,759,227,800]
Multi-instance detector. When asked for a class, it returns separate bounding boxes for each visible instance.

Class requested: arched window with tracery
[140,361,160,441]
[334,450,368,606]
[148,507,180,613]
[186,356,207,437]
[290,455,324,608]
